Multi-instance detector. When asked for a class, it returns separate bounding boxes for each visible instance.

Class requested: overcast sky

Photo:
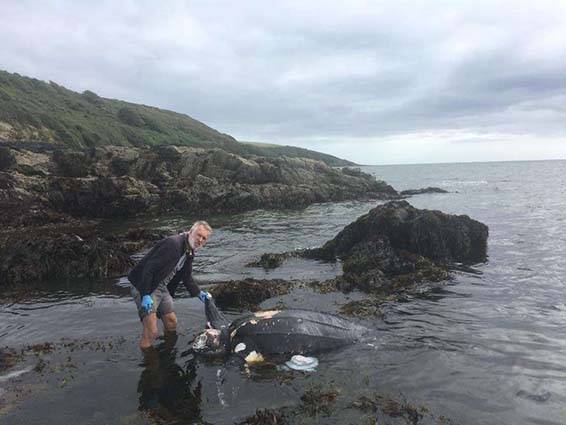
[2,0,566,164]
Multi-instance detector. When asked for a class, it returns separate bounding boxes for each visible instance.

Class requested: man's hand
[198,291,211,303]
[141,295,154,313]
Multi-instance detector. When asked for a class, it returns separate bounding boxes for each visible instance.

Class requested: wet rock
[0,228,133,288]
[237,387,457,425]
[0,145,16,171]
[352,394,424,423]
[309,276,356,294]
[49,176,161,217]
[0,221,161,288]
[0,348,23,372]
[113,227,167,253]
[53,149,94,177]
[246,252,300,269]
[339,298,384,318]
[314,200,488,265]
[237,409,288,425]
[10,146,53,176]
[388,259,452,289]
[299,384,340,417]
[33,358,47,373]
[343,253,452,294]
[258,201,486,313]
[210,278,293,311]
[246,253,285,269]
[26,342,56,356]
[400,187,448,196]
[236,385,341,422]
[351,393,456,425]
[516,390,552,403]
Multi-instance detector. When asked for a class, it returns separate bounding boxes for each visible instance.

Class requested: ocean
[1,160,565,424]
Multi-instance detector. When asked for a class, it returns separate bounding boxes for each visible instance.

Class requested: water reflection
[137,332,203,423]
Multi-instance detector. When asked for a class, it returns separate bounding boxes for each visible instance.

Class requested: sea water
[1,160,565,425]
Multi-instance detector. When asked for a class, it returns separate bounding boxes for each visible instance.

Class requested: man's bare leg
[140,312,159,350]
[162,312,178,333]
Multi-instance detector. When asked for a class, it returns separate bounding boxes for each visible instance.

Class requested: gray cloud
[1,0,566,163]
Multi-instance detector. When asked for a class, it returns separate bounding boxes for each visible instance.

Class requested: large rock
[0,222,164,288]
[0,146,16,171]
[315,200,488,265]
[210,278,293,311]
[400,187,448,196]
[301,200,488,295]
[250,201,488,298]
[0,223,133,287]
[48,176,160,217]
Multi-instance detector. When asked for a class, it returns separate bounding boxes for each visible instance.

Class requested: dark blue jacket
[128,233,200,297]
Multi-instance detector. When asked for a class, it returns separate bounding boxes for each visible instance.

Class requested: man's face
[189,225,210,251]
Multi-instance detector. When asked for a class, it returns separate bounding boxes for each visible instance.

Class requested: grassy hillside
[0,70,355,166]
[241,141,355,166]
[0,70,239,150]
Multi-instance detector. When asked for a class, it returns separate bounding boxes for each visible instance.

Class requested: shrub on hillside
[117,107,145,127]
[0,147,16,171]
[82,90,102,105]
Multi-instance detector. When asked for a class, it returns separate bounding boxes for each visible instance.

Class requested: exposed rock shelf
[0,141,399,288]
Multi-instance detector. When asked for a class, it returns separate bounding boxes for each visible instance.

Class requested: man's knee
[162,313,177,331]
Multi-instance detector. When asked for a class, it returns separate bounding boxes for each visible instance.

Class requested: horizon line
[356,157,566,167]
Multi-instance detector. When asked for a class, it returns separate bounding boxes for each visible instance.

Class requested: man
[129,220,213,349]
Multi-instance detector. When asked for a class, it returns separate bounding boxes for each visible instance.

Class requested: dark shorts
[130,282,174,321]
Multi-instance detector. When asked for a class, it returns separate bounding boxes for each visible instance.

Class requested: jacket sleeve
[139,240,175,296]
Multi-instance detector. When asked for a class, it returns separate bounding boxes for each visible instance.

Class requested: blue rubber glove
[141,295,154,313]
[197,291,211,303]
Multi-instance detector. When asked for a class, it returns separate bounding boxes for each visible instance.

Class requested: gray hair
[190,220,212,233]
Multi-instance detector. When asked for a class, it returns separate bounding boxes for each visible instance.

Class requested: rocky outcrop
[246,252,298,269]
[210,278,293,311]
[312,200,488,265]
[400,187,448,196]
[248,201,488,303]
[311,201,487,299]
[0,142,398,225]
[0,221,165,288]
[219,202,488,317]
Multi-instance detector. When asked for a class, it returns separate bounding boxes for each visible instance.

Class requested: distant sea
[1,160,565,425]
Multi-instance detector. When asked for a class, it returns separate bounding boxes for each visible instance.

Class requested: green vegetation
[0,70,238,150]
[241,141,354,166]
[0,70,355,166]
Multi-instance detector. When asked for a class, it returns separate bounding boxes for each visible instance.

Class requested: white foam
[0,366,34,383]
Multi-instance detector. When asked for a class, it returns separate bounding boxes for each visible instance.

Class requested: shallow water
[1,160,566,424]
